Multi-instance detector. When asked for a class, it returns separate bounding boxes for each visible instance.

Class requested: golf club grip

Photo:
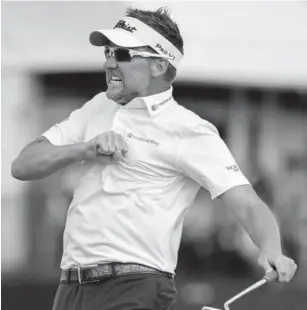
[263,270,278,282]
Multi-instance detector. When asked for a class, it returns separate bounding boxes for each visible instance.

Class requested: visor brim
[89,29,147,48]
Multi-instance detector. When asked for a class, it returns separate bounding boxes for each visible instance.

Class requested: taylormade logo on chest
[126,133,159,147]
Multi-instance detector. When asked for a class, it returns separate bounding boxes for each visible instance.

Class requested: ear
[150,59,168,78]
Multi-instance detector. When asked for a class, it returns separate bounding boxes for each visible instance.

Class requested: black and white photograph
[2,1,307,310]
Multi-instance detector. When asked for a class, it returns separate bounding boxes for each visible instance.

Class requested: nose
[103,56,118,69]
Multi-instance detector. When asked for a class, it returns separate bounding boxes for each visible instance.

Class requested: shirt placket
[111,107,127,136]
[100,108,127,181]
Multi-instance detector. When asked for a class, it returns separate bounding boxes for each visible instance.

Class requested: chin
[106,89,128,105]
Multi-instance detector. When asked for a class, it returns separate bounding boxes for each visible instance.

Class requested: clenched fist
[84,131,128,162]
[258,250,297,282]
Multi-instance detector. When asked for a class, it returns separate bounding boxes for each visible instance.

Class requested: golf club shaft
[224,278,266,309]
[224,270,278,309]
[201,270,278,310]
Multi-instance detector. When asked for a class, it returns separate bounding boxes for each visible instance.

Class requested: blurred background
[2,1,307,309]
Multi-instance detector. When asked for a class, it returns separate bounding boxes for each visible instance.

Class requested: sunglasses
[104,46,173,62]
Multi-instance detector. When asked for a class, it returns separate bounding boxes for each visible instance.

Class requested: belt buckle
[77,265,101,284]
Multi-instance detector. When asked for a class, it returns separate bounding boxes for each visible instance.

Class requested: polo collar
[123,87,174,117]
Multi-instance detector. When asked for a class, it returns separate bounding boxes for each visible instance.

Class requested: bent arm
[11,136,90,181]
[218,185,282,255]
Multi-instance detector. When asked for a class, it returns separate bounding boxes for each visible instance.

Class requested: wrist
[72,142,93,161]
[259,247,282,256]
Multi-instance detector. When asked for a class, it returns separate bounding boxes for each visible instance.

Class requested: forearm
[220,184,297,281]
[11,140,87,181]
[237,199,282,254]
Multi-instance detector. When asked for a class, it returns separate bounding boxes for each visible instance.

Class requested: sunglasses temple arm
[137,52,173,60]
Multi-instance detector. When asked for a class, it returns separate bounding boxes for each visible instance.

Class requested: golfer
[11,7,297,310]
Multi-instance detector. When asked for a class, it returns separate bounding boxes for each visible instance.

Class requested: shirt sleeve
[42,92,105,146]
[178,121,250,200]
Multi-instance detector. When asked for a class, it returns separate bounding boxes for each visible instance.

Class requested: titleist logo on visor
[114,20,137,33]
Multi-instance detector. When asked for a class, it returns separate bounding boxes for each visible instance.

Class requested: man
[12,7,297,310]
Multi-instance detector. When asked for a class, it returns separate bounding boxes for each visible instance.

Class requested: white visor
[89,17,183,69]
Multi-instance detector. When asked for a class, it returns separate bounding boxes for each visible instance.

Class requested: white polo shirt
[43,87,250,273]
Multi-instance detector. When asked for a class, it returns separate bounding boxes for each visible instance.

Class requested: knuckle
[95,136,101,143]
[279,278,288,283]
[114,139,121,147]
[112,131,120,138]
[277,256,284,263]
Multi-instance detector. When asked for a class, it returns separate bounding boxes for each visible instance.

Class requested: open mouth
[109,76,123,84]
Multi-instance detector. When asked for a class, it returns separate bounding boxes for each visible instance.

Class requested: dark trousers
[53,273,177,310]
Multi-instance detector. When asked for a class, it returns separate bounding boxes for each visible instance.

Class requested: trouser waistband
[60,263,173,284]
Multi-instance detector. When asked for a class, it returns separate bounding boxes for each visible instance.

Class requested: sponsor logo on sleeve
[226,165,239,172]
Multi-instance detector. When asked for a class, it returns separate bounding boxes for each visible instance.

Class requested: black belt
[60,263,173,284]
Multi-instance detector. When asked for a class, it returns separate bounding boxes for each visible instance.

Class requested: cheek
[121,62,151,88]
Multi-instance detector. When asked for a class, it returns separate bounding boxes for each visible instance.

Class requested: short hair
[126,7,184,83]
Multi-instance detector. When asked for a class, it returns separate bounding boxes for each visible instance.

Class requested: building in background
[2,2,307,310]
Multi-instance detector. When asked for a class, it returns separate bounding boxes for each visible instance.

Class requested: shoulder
[172,102,219,138]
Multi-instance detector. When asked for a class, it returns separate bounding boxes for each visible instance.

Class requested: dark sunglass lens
[104,47,110,57]
[114,48,131,62]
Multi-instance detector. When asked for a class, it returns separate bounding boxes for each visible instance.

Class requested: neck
[141,79,170,98]
[115,80,171,105]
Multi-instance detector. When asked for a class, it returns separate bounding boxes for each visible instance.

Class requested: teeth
[111,77,122,82]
